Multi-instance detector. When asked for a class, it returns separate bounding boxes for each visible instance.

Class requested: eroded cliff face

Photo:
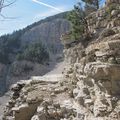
[62,0,120,119]
[2,0,120,120]
[63,35,120,120]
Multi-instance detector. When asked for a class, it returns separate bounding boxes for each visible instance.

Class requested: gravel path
[0,61,65,119]
[45,61,65,75]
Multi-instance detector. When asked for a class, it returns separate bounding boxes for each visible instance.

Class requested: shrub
[16,42,49,64]
[67,3,89,41]
[10,61,33,76]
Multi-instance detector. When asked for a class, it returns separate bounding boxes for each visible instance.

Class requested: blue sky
[0,0,105,35]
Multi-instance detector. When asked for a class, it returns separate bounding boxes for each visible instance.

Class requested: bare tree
[0,0,16,18]
[0,0,4,12]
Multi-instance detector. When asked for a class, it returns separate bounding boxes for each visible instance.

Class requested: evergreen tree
[16,42,49,64]
[67,3,88,41]
[82,0,101,10]
[84,3,97,15]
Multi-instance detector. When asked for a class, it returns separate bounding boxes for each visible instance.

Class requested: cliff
[2,0,120,120]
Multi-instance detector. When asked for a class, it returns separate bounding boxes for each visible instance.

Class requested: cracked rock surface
[2,0,120,120]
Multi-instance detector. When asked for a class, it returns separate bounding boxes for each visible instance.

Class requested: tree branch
[0,0,17,19]
[0,0,16,9]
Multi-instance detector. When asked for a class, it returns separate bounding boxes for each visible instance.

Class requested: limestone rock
[2,1,120,120]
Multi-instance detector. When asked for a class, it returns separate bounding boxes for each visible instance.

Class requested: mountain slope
[21,18,70,54]
[0,12,70,95]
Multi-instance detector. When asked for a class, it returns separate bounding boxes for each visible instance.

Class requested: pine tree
[84,3,97,15]
[67,3,88,41]
[82,0,101,10]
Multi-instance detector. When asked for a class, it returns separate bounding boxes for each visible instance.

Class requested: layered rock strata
[62,0,120,119]
[2,0,120,120]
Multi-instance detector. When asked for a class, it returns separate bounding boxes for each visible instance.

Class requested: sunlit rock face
[2,0,120,120]
[62,34,120,120]
[61,1,120,119]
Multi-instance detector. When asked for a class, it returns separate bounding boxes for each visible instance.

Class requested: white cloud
[32,0,64,12]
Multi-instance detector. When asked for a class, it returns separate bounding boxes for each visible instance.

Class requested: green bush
[67,3,88,41]
[16,42,49,64]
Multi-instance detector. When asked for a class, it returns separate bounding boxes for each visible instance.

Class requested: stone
[76,112,85,120]
[13,103,39,120]
[84,99,93,105]
[73,88,79,97]
[93,99,110,117]
[53,103,60,109]
[116,57,120,64]
[108,57,117,64]
[37,106,44,113]
[12,107,19,112]
[31,115,39,120]
[50,92,56,97]
[111,10,119,17]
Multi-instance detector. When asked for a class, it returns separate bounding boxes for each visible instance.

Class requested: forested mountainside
[0,12,70,64]
[0,12,70,95]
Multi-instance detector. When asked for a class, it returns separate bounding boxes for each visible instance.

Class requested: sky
[0,0,105,36]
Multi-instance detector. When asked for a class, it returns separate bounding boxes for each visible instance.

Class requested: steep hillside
[2,0,120,120]
[21,18,70,54]
[0,12,70,95]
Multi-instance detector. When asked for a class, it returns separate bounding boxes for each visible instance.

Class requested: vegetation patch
[16,42,49,64]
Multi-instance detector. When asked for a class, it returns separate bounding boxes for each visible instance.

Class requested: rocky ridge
[2,0,120,120]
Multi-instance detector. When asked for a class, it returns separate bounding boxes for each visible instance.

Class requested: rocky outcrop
[2,0,120,120]
[3,75,76,120]
[86,0,120,38]
[61,0,120,119]
[62,38,120,120]
[71,37,120,120]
